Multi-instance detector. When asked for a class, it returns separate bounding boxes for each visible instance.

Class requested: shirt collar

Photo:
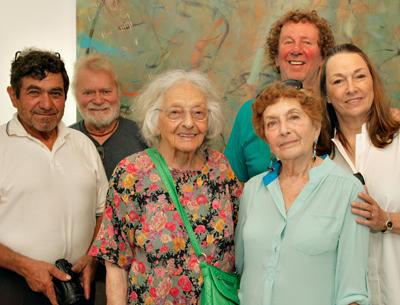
[262,155,328,186]
[262,160,281,186]
[331,123,368,174]
[332,123,367,140]
[6,113,70,140]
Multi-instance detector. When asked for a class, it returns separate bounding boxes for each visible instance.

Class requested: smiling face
[325,52,374,122]
[276,22,323,88]
[158,81,209,154]
[7,72,65,139]
[263,98,320,162]
[75,68,120,128]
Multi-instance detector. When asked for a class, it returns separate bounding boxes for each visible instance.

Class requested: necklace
[86,120,119,137]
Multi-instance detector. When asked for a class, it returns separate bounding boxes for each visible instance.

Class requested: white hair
[72,53,121,128]
[72,53,121,98]
[133,69,224,149]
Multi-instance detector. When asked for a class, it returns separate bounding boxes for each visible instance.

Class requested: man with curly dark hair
[225,9,335,182]
[0,48,108,305]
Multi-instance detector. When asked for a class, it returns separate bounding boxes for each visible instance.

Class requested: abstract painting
[77,0,400,138]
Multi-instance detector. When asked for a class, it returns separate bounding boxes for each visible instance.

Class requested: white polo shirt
[332,124,400,305]
[0,115,108,264]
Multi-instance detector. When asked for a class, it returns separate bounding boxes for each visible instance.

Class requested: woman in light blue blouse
[235,81,370,305]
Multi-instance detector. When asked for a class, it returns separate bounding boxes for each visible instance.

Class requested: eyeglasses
[158,107,208,121]
[255,79,304,99]
[282,79,303,89]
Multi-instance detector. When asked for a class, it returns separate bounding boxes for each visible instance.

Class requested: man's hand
[20,258,71,305]
[0,243,71,305]
[71,255,97,300]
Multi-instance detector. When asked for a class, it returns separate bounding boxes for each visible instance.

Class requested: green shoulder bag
[146,148,240,305]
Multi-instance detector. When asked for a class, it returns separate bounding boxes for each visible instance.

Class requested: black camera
[53,259,88,305]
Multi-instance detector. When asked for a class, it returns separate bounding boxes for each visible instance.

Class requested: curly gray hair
[134,69,223,149]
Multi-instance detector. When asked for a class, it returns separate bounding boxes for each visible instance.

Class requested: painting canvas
[77,0,400,138]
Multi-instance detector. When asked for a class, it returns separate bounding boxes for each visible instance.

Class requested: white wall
[0,0,77,125]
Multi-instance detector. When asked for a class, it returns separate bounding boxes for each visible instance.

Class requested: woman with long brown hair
[321,43,400,305]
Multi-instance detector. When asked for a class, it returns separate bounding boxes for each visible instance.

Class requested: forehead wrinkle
[265,107,300,115]
[25,83,64,92]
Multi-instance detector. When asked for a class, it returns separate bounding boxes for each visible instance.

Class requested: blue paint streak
[78,34,128,57]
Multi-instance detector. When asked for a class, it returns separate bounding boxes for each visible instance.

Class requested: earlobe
[7,86,18,108]
[155,123,161,136]
[274,57,280,71]
[314,123,321,139]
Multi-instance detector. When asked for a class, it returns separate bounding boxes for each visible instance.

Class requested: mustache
[33,109,58,115]
[87,102,112,111]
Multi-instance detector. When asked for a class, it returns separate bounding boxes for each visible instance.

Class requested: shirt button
[267,270,275,281]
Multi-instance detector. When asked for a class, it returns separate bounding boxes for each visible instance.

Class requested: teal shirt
[235,158,370,305]
[225,99,271,182]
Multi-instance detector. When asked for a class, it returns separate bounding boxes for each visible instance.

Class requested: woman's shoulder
[207,150,235,170]
[206,149,229,164]
[119,149,148,164]
[319,158,364,191]
[113,150,153,175]
[246,170,268,185]
[207,150,240,181]
[241,171,271,201]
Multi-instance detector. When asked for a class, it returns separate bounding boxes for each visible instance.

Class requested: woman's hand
[351,192,387,231]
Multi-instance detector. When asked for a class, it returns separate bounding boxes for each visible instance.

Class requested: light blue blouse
[235,158,370,305]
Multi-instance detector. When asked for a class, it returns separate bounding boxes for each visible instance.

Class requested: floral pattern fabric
[90,149,242,305]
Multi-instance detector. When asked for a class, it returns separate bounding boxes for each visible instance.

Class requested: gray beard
[79,106,120,129]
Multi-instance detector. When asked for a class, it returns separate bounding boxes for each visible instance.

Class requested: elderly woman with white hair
[90,70,242,305]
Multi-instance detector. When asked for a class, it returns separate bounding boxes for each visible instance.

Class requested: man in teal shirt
[225,9,334,181]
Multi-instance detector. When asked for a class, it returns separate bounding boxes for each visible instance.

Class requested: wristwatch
[382,214,393,233]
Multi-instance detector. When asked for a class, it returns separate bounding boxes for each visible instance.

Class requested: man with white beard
[70,53,146,179]
[70,53,146,305]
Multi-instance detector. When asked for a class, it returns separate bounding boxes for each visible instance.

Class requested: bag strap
[146,148,203,258]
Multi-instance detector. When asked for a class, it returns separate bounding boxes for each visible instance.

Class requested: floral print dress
[90,149,242,305]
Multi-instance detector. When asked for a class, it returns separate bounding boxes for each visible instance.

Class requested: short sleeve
[89,159,136,270]
[95,152,108,216]
[223,154,243,226]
